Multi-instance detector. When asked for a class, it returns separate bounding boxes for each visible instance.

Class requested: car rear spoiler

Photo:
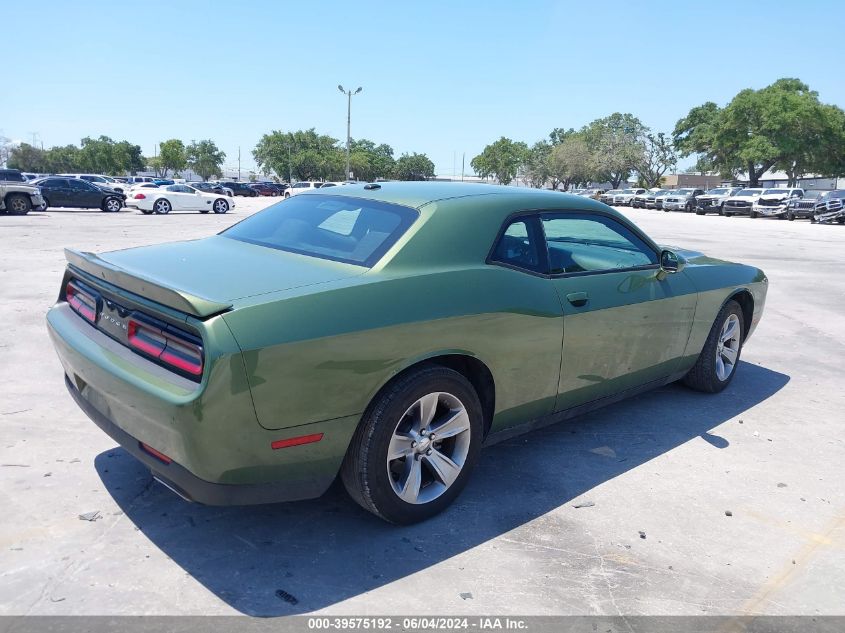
[64,248,232,319]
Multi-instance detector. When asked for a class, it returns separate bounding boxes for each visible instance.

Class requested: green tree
[349,139,395,181]
[470,137,528,185]
[548,134,592,190]
[634,132,677,188]
[523,141,553,188]
[549,127,576,145]
[154,139,187,177]
[44,145,82,173]
[77,136,118,174]
[253,129,341,182]
[582,113,645,188]
[673,78,845,187]
[186,139,226,181]
[112,141,145,175]
[7,143,47,172]
[393,153,435,181]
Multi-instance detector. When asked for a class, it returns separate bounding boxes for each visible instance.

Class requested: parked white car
[284,181,324,198]
[752,188,804,218]
[127,183,234,215]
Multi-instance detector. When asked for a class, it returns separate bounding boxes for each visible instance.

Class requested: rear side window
[490,218,544,273]
[221,194,419,267]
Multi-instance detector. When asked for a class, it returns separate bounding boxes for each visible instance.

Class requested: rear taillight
[134,193,146,199]
[127,317,204,377]
[66,281,98,323]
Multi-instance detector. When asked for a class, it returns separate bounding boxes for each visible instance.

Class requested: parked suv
[220,181,259,197]
[752,188,804,218]
[786,190,830,221]
[0,168,45,215]
[662,188,705,212]
[34,177,126,212]
[695,187,743,215]
[285,181,324,198]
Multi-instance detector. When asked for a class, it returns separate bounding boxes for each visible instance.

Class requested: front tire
[5,193,31,215]
[102,196,122,213]
[212,198,229,214]
[153,199,171,214]
[341,365,483,524]
[683,300,744,393]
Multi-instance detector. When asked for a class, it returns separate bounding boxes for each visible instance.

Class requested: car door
[540,211,698,411]
[41,179,69,206]
[182,185,208,210]
[67,179,96,208]
[164,185,188,209]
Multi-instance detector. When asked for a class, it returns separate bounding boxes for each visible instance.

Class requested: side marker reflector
[271,433,324,450]
[140,442,172,464]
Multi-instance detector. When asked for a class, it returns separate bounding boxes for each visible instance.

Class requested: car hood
[758,194,789,201]
[98,235,366,304]
[727,195,760,202]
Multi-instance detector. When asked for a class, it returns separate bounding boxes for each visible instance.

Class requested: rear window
[221,194,419,267]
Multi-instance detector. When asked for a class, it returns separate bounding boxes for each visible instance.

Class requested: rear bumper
[47,302,356,505]
[65,375,317,505]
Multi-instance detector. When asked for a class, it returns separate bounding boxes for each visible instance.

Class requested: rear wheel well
[728,290,754,340]
[373,355,496,439]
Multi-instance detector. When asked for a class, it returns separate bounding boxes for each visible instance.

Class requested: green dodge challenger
[47,183,767,524]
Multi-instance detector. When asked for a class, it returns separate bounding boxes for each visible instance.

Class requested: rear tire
[5,193,31,215]
[683,300,744,394]
[341,365,483,524]
[750,211,758,219]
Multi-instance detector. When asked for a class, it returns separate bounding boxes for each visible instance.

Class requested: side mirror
[657,249,685,280]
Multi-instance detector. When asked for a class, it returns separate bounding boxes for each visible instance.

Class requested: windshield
[763,188,788,195]
[677,189,695,194]
[736,189,763,196]
[221,194,419,267]
[621,189,635,194]
[706,188,729,195]
[803,190,826,199]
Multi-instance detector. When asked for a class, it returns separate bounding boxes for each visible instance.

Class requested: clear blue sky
[3,0,843,176]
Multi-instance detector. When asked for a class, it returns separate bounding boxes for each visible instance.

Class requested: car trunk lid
[67,236,365,318]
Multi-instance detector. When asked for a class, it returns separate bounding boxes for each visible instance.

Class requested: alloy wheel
[715,314,741,381]
[386,391,471,505]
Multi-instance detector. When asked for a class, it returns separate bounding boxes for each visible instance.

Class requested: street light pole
[338,84,362,180]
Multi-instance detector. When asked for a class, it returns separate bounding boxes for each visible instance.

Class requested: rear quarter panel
[222,266,564,434]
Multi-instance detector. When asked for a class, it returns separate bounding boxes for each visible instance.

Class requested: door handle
[566,291,589,307]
